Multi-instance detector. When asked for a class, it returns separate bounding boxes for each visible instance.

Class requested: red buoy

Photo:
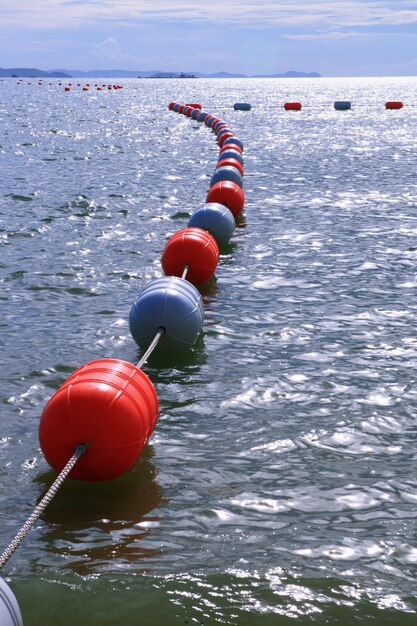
[385,101,403,109]
[216,158,244,176]
[168,102,176,110]
[39,359,158,481]
[284,102,302,111]
[184,106,193,117]
[185,102,201,109]
[161,228,219,285]
[219,142,243,155]
[214,123,228,134]
[206,181,245,217]
[218,132,235,147]
[64,87,70,92]
[177,105,185,114]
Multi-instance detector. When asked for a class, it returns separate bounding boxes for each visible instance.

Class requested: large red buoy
[385,101,403,109]
[185,102,201,109]
[206,181,245,217]
[161,228,219,284]
[39,359,158,481]
[284,102,302,111]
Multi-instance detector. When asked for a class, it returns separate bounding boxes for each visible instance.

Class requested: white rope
[0,443,87,569]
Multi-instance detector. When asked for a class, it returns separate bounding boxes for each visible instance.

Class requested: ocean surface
[1,76,417,625]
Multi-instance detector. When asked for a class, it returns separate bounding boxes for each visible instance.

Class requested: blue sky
[1,1,417,76]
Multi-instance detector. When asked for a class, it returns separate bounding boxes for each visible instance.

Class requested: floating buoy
[197,111,208,122]
[64,87,70,92]
[218,131,235,147]
[210,165,243,188]
[173,103,180,112]
[207,117,221,129]
[334,100,351,110]
[190,109,200,120]
[385,101,403,109]
[216,158,244,176]
[218,148,244,166]
[206,180,245,217]
[0,578,23,626]
[168,102,176,110]
[284,102,302,111]
[184,106,193,116]
[130,276,204,351]
[161,227,219,285]
[213,121,227,133]
[39,359,158,481]
[216,127,232,137]
[233,102,251,111]
[221,137,244,152]
[185,102,201,109]
[178,105,185,113]
[204,116,216,127]
[188,203,235,247]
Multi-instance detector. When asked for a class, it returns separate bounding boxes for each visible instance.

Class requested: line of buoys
[61,84,124,92]
[40,102,245,485]
[130,100,246,365]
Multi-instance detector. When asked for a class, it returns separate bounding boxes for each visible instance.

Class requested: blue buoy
[210,165,243,188]
[188,203,236,246]
[129,276,204,350]
[197,111,208,122]
[233,103,251,111]
[205,116,216,127]
[334,100,352,110]
[190,109,200,119]
[218,149,244,166]
[173,103,180,112]
[222,136,244,152]
[0,578,23,626]
[217,127,233,139]
[213,120,226,132]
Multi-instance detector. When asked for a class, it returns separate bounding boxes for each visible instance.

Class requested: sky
[1,0,417,76]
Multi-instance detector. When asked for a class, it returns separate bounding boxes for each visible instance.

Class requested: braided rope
[0,444,87,569]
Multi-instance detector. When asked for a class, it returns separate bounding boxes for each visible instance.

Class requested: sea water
[1,76,417,625]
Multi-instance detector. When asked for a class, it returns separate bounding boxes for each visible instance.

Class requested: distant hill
[0,67,70,78]
[0,67,321,79]
[253,71,321,78]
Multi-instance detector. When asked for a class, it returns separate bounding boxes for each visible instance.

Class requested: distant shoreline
[0,67,321,79]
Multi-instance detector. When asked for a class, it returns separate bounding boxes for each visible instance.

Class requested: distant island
[0,67,321,79]
[141,72,197,79]
[0,67,70,78]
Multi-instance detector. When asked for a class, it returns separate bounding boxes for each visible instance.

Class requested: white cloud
[93,38,130,62]
[2,1,417,30]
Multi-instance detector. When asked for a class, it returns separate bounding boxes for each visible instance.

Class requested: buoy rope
[181,264,189,280]
[137,327,165,369]
[0,444,87,569]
